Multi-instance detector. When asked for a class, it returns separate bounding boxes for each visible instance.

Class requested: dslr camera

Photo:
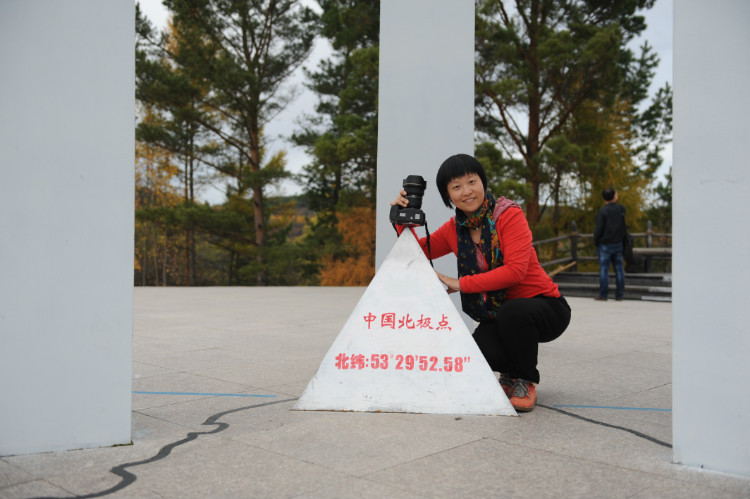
[389,175,427,227]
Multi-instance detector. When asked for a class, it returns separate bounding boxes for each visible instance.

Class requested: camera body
[389,175,427,227]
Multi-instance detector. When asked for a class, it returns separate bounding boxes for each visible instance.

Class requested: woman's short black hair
[435,154,488,208]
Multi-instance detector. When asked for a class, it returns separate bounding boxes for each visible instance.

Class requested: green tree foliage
[135,0,318,285]
[134,1,673,285]
[646,166,671,233]
[292,0,380,285]
[136,10,211,284]
[475,0,671,233]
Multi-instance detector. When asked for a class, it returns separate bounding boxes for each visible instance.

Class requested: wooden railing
[533,221,672,274]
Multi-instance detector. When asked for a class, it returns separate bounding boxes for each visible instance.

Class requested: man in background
[593,187,627,301]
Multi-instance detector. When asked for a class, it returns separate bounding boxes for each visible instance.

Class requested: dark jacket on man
[593,203,626,245]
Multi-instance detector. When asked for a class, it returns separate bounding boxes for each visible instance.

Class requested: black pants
[472,295,571,384]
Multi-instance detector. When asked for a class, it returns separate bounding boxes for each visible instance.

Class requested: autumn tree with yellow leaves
[134,129,182,286]
[318,206,375,286]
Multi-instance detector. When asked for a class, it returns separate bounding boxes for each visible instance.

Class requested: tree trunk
[253,187,266,285]
[162,229,167,286]
[227,251,235,286]
[525,0,541,227]
[141,235,147,286]
[250,129,267,286]
[526,103,541,226]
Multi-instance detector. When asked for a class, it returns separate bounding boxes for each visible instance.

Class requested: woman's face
[447,173,485,215]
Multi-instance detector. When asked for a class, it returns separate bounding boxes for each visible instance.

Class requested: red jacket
[407,203,560,300]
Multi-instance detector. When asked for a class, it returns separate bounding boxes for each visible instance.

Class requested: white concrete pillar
[0,0,134,455]
[672,0,750,476]
[376,0,475,324]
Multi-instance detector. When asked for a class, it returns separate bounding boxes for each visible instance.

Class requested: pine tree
[137,8,212,285]
[292,0,379,285]
[475,0,670,228]
[136,0,318,285]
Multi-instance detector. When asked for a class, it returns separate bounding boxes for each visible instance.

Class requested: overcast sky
[136,0,673,203]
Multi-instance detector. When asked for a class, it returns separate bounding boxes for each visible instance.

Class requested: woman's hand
[435,271,460,294]
[390,189,408,207]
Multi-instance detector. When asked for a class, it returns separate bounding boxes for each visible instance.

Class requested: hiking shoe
[510,379,537,412]
[499,373,514,397]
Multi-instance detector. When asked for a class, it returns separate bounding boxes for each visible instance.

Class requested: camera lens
[403,175,426,209]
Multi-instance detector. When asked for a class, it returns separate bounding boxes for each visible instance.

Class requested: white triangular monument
[294,231,516,416]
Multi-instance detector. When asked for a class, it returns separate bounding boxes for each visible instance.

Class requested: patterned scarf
[455,193,506,322]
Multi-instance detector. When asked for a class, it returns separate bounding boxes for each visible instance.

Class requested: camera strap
[424,223,434,268]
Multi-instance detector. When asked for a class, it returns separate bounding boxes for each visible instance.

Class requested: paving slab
[2,287,749,499]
